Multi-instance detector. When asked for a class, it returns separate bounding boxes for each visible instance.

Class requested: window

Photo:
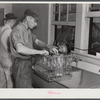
[88,4,100,56]
[52,4,76,52]
[53,4,76,22]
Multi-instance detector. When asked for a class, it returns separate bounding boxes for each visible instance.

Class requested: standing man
[10,9,58,88]
[0,13,17,88]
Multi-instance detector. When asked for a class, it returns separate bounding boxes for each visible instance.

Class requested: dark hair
[20,9,38,22]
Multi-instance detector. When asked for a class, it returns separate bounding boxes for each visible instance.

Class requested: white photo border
[0,1,100,98]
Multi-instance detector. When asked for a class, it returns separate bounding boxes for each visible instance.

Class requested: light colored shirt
[10,22,37,59]
[0,24,12,58]
[0,24,12,73]
[1,24,12,50]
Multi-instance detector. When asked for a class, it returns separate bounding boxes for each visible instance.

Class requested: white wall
[0,4,12,15]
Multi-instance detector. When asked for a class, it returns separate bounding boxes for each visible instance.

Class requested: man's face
[12,19,16,25]
[27,16,37,29]
[7,19,16,28]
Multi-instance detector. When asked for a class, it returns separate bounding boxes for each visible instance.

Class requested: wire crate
[34,54,73,82]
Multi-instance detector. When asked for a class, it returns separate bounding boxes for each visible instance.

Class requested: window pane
[68,4,76,22]
[88,18,100,55]
[60,4,67,21]
[53,4,76,22]
[54,4,59,21]
[89,4,100,11]
[54,25,75,53]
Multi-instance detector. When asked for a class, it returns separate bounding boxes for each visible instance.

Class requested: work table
[32,66,82,88]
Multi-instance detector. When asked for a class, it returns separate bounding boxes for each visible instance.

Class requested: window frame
[73,4,100,70]
[48,4,100,74]
[48,3,76,45]
[52,4,76,26]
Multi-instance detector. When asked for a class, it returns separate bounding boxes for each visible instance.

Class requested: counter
[32,67,82,88]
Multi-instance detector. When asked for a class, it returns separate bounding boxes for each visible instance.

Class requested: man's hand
[40,50,49,56]
[50,47,58,54]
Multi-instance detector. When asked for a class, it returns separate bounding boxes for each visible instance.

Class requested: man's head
[23,9,38,29]
[4,13,17,28]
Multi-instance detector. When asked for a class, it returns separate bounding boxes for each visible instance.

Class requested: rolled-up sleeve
[12,29,25,49]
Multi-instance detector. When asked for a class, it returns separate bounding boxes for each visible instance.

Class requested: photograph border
[0,0,100,99]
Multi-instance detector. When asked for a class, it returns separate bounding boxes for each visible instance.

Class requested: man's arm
[16,43,49,55]
[11,28,49,56]
[1,29,11,50]
[35,39,58,54]
[35,39,50,51]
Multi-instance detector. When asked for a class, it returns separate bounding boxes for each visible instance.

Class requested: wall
[12,4,49,43]
[0,4,12,14]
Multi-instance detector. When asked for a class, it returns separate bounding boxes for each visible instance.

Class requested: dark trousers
[12,58,33,88]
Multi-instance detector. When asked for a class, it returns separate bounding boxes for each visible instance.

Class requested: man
[0,13,17,88]
[10,9,58,88]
